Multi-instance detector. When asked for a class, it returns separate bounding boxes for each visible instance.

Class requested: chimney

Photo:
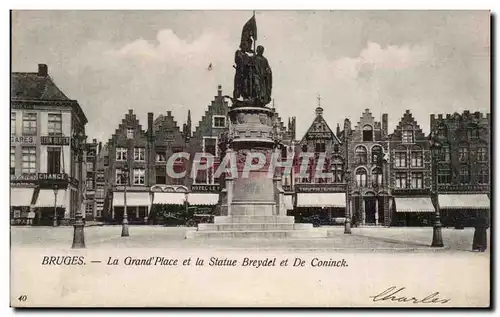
[336,123,341,136]
[93,138,97,144]
[38,64,48,77]
[148,112,154,138]
[128,109,133,115]
[167,111,172,117]
[98,142,102,154]
[382,113,388,135]
[291,117,296,140]
[217,85,222,97]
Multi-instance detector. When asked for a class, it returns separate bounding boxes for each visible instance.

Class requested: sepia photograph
[9,9,491,307]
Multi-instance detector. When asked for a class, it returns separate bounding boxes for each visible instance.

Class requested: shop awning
[35,189,68,208]
[395,197,434,213]
[439,194,490,209]
[10,187,35,206]
[152,192,185,205]
[284,195,294,210]
[113,192,151,207]
[188,193,219,205]
[296,193,346,208]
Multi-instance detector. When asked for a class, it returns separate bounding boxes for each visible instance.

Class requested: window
[86,162,93,172]
[394,151,407,167]
[95,203,103,217]
[355,146,367,164]
[301,144,307,152]
[395,172,407,189]
[477,147,488,161]
[362,125,373,141]
[134,147,145,161]
[440,146,450,162]
[10,147,15,175]
[172,146,183,153]
[133,169,145,185]
[333,144,339,153]
[332,163,343,183]
[204,138,217,156]
[86,179,93,190]
[281,146,287,160]
[459,165,470,184]
[478,166,489,184]
[127,128,134,139]
[96,172,105,183]
[402,125,414,144]
[115,169,124,185]
[467,127,479,140]
[213,116,226,128]
[48,113,62,135]
[437,124,447,137]
[372,167,383,186]
[458,147,469,162]
[438,164,452,184]
[411,172,423,189]
[156,151,166,162]
[85,203,93,216]
[116,147,127,161]
[355,169,367,187]
[22,112,37,135]
[47,147,61,174]
[411,149,423,167]
[371,146,382,164]
[315,141,326,152]
[11,112,15,135]
[21,147,36,174]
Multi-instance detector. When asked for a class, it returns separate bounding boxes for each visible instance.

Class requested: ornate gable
[391,110,426,141]
[154,111,184,147]
[300,114,340,144]
[110,109,147,146]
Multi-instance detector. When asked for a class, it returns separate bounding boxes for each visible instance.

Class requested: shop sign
[37,173,68,181]
[41,136,70,145]
[191,184,220,192]
[296,184,343,193]
[10,135,36,144]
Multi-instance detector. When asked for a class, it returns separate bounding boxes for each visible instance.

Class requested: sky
[11,10,490,142]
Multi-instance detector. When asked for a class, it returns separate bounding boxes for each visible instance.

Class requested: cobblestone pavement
[9,225,491,253]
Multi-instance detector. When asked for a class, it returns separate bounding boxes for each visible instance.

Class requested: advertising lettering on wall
[11,136,36,144]
[191,184,220,192]
[40,136,70,146]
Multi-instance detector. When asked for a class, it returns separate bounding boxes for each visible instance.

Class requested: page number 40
[18,295,28,302]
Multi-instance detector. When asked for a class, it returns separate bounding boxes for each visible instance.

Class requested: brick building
[389,110,434,226]
[293,101,345,223]
[83,139,99,220]
[430,111,491,227]
[346,109,390,226]
[10,64,88,226]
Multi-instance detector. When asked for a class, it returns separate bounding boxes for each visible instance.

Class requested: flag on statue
[241,14,257,48]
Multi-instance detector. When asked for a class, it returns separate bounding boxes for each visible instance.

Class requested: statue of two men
[233,43,273,106]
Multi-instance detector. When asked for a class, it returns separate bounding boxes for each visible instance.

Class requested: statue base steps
[185,229,326,239]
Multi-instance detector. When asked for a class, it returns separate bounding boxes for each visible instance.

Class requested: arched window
[477,146,488,161]
[402,125,414,144]
[437,123,447,137]
[371,145,383,165]
[331,159,343,183]
[363,125,373,141]
[460,165,470,184]
[301,144,308,152]
[355,146,367,164]
[411,145,423,167]
[478,165,489,184]
[440,145,450,162]
[371,167,383,186]
[356,168,368,187]
[458,144,469,162]
[467,124,479,140]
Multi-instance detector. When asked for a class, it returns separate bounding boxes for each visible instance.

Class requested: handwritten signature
[369,286,451,304]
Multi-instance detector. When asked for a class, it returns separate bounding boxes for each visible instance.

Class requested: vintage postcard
[10,10,491,307]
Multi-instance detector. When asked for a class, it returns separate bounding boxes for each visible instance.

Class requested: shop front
[149,185,188,225]
[438,193,490,228]
[112,191,151,224]
[392,196,435,227]
[10,181,37,225]
[294,184,346,225]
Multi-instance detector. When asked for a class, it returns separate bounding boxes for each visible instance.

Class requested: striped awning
[188,193,219,205]
[395,197,434,213]
[439,194,490,209]
[113,192,151,207]
[152,192,186,205]
[284,195,294,210]
[296,193,346,208]
[10,187,35,206]
[35,189,68,208]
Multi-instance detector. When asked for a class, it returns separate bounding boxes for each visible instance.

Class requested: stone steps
[214,216,295,224]
[185,230,327,239]
[198,223,313,231]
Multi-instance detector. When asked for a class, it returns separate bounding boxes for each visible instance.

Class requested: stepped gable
[109,109,147,145]
[154,111,185,146]
[390,109,426,141]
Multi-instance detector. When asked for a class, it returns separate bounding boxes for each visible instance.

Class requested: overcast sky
[12,10,490,141]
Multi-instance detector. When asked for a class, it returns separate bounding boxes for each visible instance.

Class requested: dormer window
[362,125,373,141]
[402,125,414,144]
[127,128,134,139]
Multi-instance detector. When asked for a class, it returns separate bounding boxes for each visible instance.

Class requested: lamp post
[344,170,352,234]
[53,185,59,227]
[429,133,444,247]
[72,132,86,248]
[121,162,130,237]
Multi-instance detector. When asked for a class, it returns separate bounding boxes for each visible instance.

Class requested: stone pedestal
[186,105,324,239]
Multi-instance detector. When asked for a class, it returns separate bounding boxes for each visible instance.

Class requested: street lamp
[72,132,86,249]
[429,132,444,247]
[344,170,352,234]
[121,162,130,237]
[53,185,59,227]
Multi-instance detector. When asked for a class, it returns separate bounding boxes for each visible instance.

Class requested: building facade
[389,110,434,226]
[10,64,88,225]
[346,109,390,226]
[430,111,491,227]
